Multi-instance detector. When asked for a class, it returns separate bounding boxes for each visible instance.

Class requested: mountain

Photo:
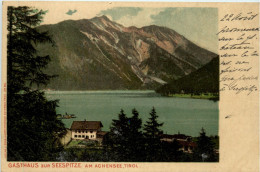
[36,15,217,90]
[156,56,219,95]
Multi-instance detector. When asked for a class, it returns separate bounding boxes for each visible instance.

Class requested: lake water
[45,90,218,137]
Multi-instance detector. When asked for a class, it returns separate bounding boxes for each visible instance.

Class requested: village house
[96,131,108,143]
[160,133,196,153]
[70,120,104,140]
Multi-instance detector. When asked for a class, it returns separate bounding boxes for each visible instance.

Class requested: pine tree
[193,128,217,162]
[127,109,145,161]
[104,109,130,161]
[7,6,66,161]
[143,107,164,161]
[103,109,145,161]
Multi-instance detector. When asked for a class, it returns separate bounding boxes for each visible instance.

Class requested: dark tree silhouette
[193,128,217,162]
[103,109,129,161]
[127,109,145,161]
[161,140,183,161]
[143,107,164,161]
[7,6,66,161]
[103,109,145,161]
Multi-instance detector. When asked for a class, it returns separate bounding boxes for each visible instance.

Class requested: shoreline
[163,94,219,101]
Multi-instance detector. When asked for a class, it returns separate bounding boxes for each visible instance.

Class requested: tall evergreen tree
[127,109,145,161]
[143,107,164,161]
[193,128,217,162]
[104,109,129,161]
[7,6,66,161]
[103,109,145,161]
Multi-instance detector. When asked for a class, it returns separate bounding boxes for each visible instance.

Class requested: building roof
[97,131,108,138]
[70,121,103,130]
[160,134,191,140]
[160,134,175,139]
[172,134,191,140]
[177,140,197,147]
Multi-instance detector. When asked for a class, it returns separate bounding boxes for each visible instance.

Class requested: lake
[45,90,218,137]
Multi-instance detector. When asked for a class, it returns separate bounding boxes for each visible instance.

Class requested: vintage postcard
[1,1,259,172]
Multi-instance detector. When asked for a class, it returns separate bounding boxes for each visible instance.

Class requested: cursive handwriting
[219,42,253,50]
[218,37,234,41]
[220,60,232,65]
[223,81,257,95]
[220,12,258,22]
[218,12,259,96]
[220,66,252,75]
[217,26,259,35]
[240,51,258,57]
[220,74,258,82]
[220,53,238,57]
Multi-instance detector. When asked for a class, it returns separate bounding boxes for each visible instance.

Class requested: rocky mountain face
[36,15,217,90]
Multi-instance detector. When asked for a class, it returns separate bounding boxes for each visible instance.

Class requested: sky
[36,6,218,53]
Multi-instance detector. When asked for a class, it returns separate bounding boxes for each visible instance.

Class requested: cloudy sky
[39,6,218,53]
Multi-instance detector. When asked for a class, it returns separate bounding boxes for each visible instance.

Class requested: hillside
[156,57,219,96]
[36,15,217,90]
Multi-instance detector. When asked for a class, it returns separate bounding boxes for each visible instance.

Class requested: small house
[70,121,103,140]
[160,133,196,153]
[96,131,108,143]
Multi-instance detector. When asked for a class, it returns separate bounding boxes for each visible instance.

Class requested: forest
[61,108,219,162]
[156,56,219,100]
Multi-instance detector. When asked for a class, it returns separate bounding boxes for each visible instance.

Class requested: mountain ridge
[156,56,219,96]
[36,15,218,90]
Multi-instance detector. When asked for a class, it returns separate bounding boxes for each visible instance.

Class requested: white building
[70,120,103,140]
